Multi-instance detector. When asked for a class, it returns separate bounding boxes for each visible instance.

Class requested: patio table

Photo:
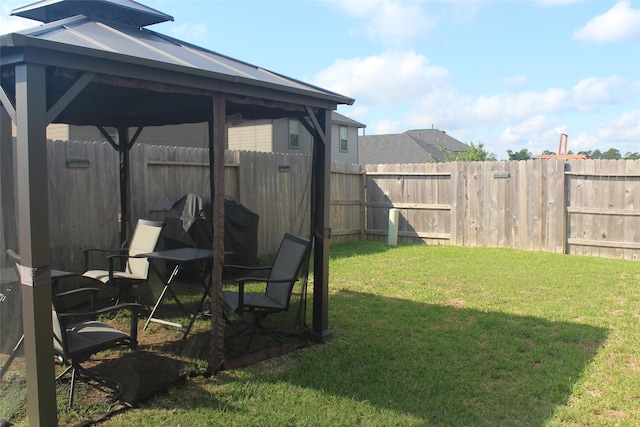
[140,247,229,340]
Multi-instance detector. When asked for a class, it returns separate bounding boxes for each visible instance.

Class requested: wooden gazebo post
[208,92,226,372]
[14,62,58,426]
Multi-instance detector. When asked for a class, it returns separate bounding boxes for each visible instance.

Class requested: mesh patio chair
[6,249,143,408]
[83,219,165,304]
[223,233,311,349]
[52,293,144,408]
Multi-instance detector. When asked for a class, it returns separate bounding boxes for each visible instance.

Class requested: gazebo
[0,0,353,424]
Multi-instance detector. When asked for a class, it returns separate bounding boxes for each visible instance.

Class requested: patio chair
[5,249,143,407]
[53,292,144,408]
[223,233,311,349]
[83,219,165,304]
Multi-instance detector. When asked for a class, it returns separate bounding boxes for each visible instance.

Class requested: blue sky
[2,0,639,160]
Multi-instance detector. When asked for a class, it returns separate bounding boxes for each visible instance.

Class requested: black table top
[136,247,214,263]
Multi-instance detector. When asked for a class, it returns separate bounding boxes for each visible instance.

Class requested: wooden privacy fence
[2,138,639,273]
[365,159,640,260]
[1,139,362,273]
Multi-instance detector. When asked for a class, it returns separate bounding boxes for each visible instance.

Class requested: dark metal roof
[5,15,347,102]
[11,0,173,27]
[0,6,354,128]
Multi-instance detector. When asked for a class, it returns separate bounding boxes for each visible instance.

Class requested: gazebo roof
[1,0,353,127]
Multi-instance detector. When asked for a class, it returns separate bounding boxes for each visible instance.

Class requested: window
[288,119,299,149]
[339,125,348,152]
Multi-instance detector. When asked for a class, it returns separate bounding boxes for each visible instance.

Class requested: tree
[591,149,602,159]
[601,148,621,160]
[434,142,497,162]
[506,149,533,160]
[624,152,640,160]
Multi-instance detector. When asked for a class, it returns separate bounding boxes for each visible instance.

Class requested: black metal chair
[223,233,311,349]
[5,249,143,408]
[52,294,144,408]
[83,219,165,303]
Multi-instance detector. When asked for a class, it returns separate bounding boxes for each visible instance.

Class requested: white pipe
[388,208,399,246]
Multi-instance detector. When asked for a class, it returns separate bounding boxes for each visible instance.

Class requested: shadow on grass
[280,290,609,426]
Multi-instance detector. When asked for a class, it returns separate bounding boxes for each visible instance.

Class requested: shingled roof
[359,129,467,164]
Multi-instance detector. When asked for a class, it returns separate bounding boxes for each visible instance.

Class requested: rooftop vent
[11,0,174,28]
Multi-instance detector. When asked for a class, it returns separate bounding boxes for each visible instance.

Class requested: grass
[7,241,640,425]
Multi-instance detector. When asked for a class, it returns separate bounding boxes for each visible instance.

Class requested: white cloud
[572,76,629,112]
[335,0,434,45]
[471,89,568,122]
[512,115,550,135]
[314,50,451,105]
[573,1,640,43]
[598,110,640,141]
[571,132,600,152]
[370,119,402,135]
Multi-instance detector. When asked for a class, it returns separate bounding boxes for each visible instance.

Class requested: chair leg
[56,362,123,409]
[225,312,286,352]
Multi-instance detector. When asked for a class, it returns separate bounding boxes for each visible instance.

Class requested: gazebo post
[208,92,226,372]
[118,127,130,246]
[312,108,332,341]
[15,63,58,426]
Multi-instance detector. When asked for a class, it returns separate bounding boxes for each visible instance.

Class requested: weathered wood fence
[364,159,640,260]
[2,139,639,274]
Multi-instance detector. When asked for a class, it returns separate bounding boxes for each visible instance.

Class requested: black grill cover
[163,194,259,268]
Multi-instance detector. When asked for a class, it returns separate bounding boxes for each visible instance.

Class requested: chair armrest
[55,287,101,298]
[105,254,135,281]
[83,247,127,271]
[223,264,271,271]
[55,287,101,312]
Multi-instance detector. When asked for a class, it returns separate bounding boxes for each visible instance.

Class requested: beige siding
[46,123,70,141]
[134,123,209,148]
[228,121,273,152]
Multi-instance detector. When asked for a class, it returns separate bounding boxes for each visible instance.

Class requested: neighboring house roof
[359,129,468,164]
[331,112,366,129]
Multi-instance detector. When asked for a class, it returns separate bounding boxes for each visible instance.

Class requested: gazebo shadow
[276,289,609,425]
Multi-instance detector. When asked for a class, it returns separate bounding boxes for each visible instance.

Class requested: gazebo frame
[0,1,353,424]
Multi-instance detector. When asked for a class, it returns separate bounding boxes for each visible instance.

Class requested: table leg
[144,263,182,330]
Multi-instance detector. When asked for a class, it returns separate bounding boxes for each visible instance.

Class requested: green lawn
[87,242,640,425]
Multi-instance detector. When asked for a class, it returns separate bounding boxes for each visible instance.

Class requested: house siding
[331,123,358,164]
[272,118,313,154]
[228,121,273,152]
[14,114,362,160]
